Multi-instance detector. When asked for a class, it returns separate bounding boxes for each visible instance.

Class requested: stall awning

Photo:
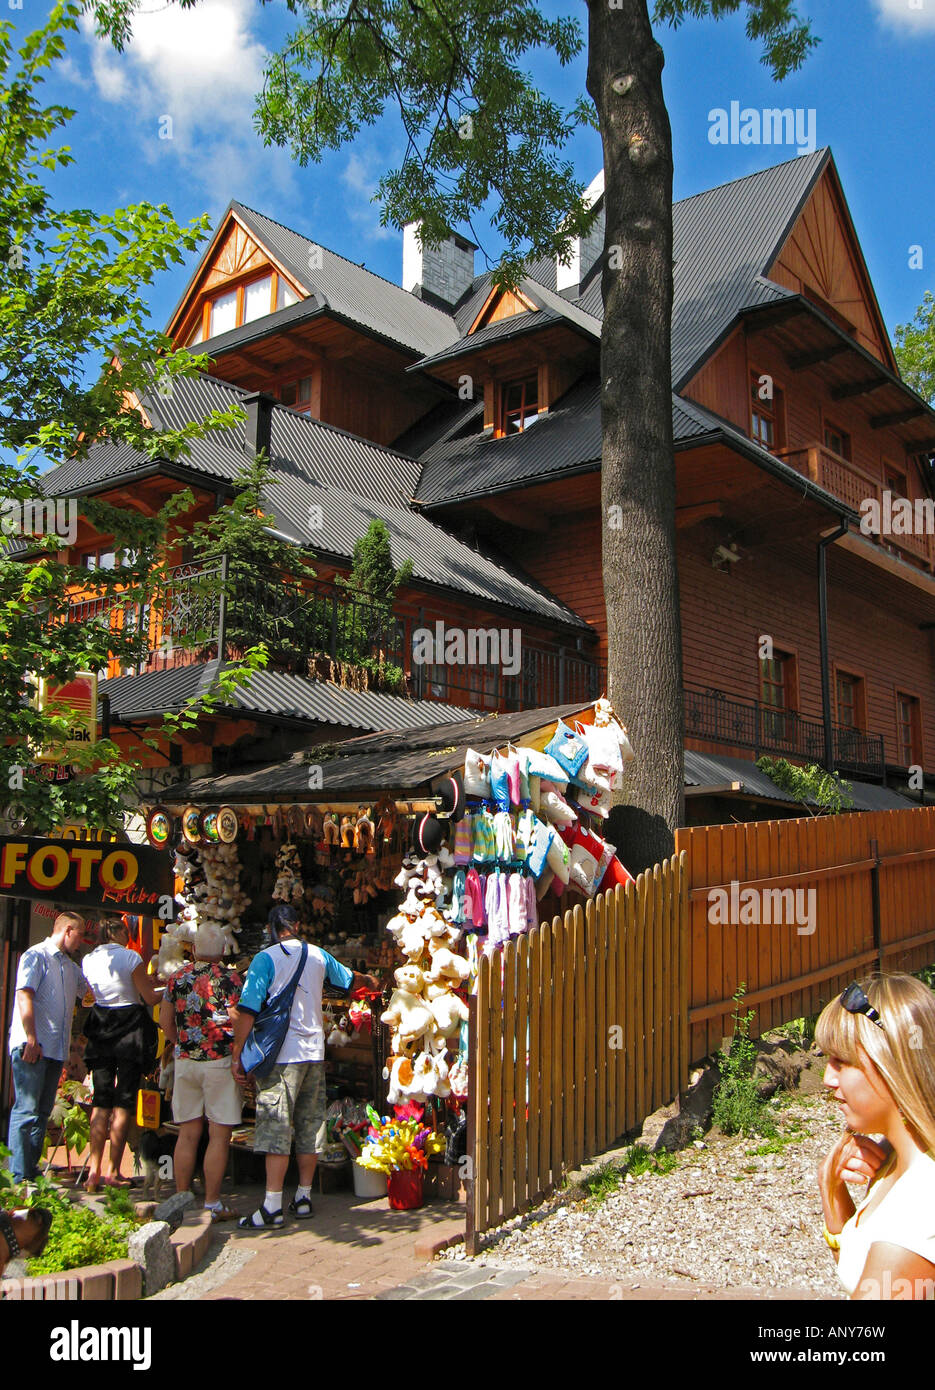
[155,701,595,809]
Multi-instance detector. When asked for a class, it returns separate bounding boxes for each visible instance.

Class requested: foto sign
[35,672,98,763]
[0,835,172,912]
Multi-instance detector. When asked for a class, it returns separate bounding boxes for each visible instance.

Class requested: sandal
[208,1203,239,1223]
[288,1196,313,1220]
[238,1204,283,1230]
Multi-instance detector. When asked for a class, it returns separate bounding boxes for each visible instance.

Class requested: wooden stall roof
[153,701,598,810]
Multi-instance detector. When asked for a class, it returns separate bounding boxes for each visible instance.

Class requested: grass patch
[625,1145,678,1177]
[582,1161,625,1205]
[711,985,779,1139]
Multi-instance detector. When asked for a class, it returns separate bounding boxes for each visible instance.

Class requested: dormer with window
[188,272,298,346]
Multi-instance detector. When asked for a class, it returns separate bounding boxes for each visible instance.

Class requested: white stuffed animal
[379,964,434,1052]
[426,981,470,1037]
[425,945,471,987]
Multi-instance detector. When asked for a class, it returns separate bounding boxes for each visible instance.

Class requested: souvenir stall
[144,696,635,1207]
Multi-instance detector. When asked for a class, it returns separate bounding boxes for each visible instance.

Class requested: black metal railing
[60,556,604,712]
[683,684,886,782]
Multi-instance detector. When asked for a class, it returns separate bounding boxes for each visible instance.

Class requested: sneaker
[238,1203,283,1229]
[289,1196,314,1220]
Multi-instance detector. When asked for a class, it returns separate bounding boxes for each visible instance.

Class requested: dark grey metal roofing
[230,202,459,358]
[102,660,473,732]
[412,276,601,373]
[684,749,913,812]
[36,369,582,627]
[155,700,595,803]
[413,377,601,506]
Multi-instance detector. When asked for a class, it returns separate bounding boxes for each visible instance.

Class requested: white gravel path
[444,1087,856,1298]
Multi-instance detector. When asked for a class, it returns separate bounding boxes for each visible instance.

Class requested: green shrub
[26,1204,136,1275]
[582,1160,624,1204]
[711,985,777,1139]
[624,1144,678,1177]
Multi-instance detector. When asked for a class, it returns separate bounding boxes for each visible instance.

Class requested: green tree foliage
[894,290,935,406]
[0,4,258,832]
[336,519,412,691]
[756,756,854,814]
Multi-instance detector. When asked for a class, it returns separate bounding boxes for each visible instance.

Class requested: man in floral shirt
[160,924,243,1221]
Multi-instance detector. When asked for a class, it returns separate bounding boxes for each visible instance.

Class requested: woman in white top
[82,918,163,1191]
[816,972,935,1300]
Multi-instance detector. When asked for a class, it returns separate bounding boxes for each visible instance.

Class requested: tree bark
[587,0,684,873]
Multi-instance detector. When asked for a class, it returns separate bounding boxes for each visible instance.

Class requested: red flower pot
[387,1167,424,1210]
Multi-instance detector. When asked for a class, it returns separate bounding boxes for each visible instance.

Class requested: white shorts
[172,1055,243,1126]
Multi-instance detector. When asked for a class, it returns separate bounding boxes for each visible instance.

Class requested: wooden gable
[767,165,895,368]
[168,209,306,347]
[468,285,537,334]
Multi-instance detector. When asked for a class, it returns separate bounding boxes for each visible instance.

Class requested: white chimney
[403,222,476,307]
[556,171,605,294]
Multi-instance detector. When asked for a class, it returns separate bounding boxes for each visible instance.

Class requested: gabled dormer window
[496,375,539,436]
[188,273,299,345]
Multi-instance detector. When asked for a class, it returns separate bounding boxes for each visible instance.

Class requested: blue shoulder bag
[240,942,308,1080]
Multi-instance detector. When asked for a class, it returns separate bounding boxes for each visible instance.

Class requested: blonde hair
[815,972,935,1156]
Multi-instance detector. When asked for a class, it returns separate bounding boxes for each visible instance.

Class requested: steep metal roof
[36,369,582,628]
[102,660,473,731]
[229,202,459,359]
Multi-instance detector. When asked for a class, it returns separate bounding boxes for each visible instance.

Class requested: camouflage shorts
[253,1060,327,1156]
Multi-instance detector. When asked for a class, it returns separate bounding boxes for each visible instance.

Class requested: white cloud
[873,0,935,31]
[339,148,396,242]
[82,0,295,204]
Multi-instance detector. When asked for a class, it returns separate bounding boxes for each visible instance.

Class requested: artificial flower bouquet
[356,1104,445,1175]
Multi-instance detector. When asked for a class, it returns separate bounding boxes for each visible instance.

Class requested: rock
[754,1039,804,1099]
[128,1221,175,1296]
[640,1058,719,1152]
[153,1190,195,1230]
[134,1201,157,1221]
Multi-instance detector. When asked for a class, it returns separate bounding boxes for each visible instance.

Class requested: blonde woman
[816,973,935,1300]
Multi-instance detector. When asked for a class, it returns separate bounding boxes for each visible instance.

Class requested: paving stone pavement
[374,1266,531,1300]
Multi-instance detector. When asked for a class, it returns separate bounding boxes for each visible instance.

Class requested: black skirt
[83,1003,159,1072]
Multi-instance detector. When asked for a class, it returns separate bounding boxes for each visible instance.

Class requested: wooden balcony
[56,557,604,716]
[776,443,934,572]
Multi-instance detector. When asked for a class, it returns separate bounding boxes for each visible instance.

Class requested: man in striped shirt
[7,911,89,1182]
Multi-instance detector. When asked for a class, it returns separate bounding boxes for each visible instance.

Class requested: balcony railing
[59,557,605,714]
[684,684,886,783]
[776,443,934,571]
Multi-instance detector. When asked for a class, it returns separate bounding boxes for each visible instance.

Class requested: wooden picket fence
[465,853,687,1252]
[677,805,935,1062]
[465,805,935,1248]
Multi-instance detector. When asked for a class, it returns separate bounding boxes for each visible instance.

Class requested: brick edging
[0,1209,213,1302]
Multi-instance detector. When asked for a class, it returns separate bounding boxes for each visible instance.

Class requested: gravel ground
[443,1086,856,1298]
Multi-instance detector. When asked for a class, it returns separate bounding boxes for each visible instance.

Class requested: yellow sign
[35,672,98,763]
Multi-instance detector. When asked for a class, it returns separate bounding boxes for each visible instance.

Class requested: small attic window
[497,375,539,436]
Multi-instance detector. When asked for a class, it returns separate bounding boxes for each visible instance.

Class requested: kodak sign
[35,672,98,763]
[0,836,172,911]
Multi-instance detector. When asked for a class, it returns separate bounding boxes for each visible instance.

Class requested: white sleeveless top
[836,1151,935,1298]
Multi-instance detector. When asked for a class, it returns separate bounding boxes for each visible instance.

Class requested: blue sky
[20,0,935,342]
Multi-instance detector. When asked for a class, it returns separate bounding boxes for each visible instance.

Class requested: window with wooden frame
[896,691,922,767]
[280,377,314,411]
[823,421,852,461]
[750,371,785,450]
[835,670,866,731]
[884,462,908,499]
[496,375,539,436]
[188,272,298,345]
[759,647,797,741]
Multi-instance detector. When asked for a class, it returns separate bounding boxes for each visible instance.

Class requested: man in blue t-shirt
[231,906,379,1228]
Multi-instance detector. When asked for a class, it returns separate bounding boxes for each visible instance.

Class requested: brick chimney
[403,223,477,308]
[555,171,605,295]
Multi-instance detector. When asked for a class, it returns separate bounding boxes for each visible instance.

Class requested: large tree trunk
[587,0,684,873]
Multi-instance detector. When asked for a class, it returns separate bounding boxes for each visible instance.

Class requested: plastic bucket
[353,1164,389,1200]
[387,1167,424,1210]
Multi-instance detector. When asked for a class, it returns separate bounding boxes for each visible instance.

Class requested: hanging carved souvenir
[216,806,239,843]
[288,804,305,837]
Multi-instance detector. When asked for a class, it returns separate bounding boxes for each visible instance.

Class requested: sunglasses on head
[840,982,885,1030]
